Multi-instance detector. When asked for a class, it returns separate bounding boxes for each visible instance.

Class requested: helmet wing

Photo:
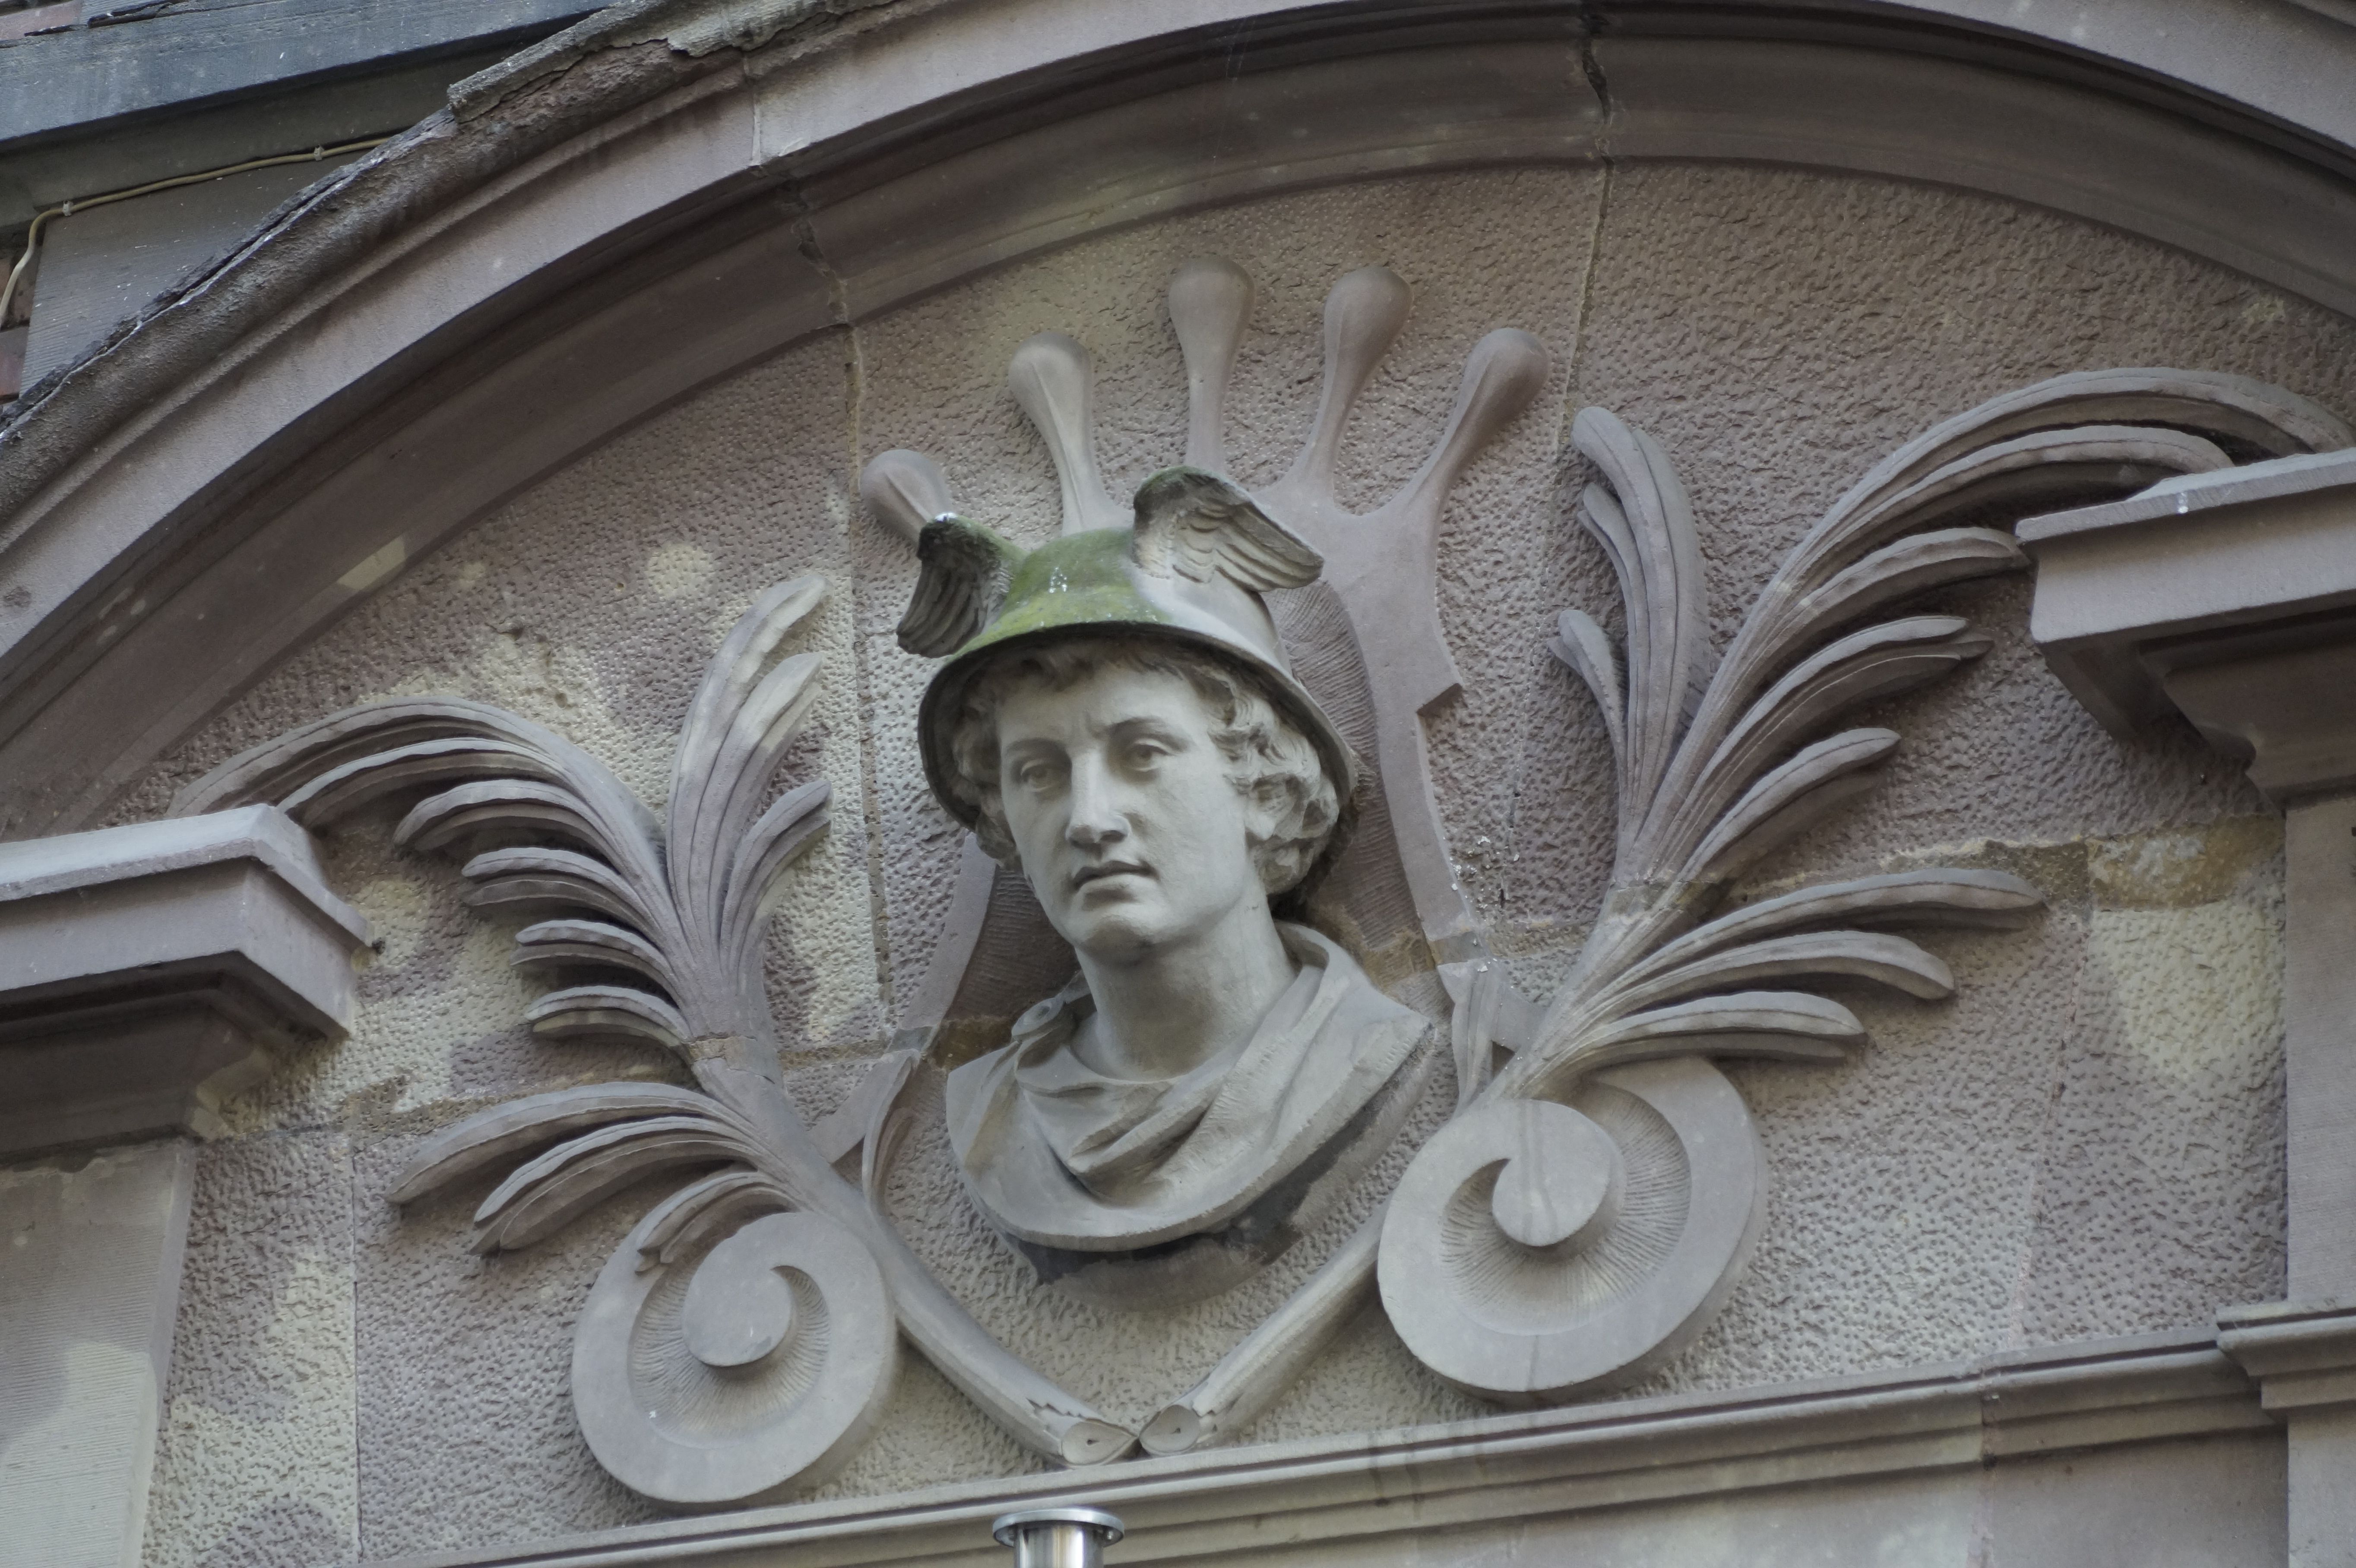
[1130,467,1322,593]
[899,517,1026,658]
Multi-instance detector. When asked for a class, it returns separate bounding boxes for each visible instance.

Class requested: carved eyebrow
[1105,715,1190,747]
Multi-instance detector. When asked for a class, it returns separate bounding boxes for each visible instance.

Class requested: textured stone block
[0,1141,193,1568]
[140,1130,356,1568]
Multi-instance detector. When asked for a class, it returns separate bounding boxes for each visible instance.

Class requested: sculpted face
[994,663,1267,962]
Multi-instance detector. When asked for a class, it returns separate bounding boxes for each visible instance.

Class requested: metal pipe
[992,1507,1124,1568]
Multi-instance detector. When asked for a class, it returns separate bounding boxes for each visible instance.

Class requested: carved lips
[1070,859,1150,890]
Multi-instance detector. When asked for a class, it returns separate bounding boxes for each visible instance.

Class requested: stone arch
[3,0,2354,835]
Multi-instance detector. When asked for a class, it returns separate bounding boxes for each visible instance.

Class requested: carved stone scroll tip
[1168,256,1254,472]
[1138,1404,1200,1455]
[860,449,955,546]
[1059,1416,1139,1465]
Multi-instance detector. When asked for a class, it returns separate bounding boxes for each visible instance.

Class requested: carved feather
[460,846,655,931]
[395,779,613,859]
[899,517,1024,658]
[1572,410,1711,850]
[722,779,833,974]
[1631,869,2044,983]
[1817,369,2351,549]
[1659,617,1992,863]
[715,656,823,861]
[1601,930,1956,1017]
[1790,425,2229,596]
[276,737,563,826]
[1548,609,1626,765]
[387,1082,750,1205]
[633,1168,789,1270]
[670,579,826,924]
[1767,529,2024,657]
[1560,990,1864,1080]
[1130,467,1322,591]
[1682,727,1900,884]
[175,697,571,817]
[470,1114,763,1252]
[672,649,823,932]
[511,918,680,994]
[463,873,648,932]
[524,983,692,1049]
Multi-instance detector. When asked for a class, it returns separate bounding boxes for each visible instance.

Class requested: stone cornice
[0,804,372,1152]
[2219,1300,2356,1415]
[2022,447,2356,800]
[9,3,2356,835]
[379,1327,2270,1568]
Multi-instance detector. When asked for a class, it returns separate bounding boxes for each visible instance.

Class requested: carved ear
[899,518,1025,657]
[1130,467,1322,592]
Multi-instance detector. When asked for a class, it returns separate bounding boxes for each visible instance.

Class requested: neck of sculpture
[1072,906,1297,1081]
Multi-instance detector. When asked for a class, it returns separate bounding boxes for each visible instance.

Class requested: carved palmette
[173,583,1133,1505]
[1359,373,2350,1404]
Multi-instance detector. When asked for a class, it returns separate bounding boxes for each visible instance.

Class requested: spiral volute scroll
[572,1208,898,1506]
[1377,1058,1764,1404]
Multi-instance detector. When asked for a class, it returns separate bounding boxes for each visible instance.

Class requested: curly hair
[946,636,1340,895]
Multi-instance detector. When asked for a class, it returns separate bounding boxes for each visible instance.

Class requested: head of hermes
[946,637,1340,961]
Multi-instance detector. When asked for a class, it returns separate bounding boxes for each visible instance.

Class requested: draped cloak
[944,924,1428,1252]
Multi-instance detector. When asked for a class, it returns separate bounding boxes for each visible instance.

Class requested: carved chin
[1049,891,1163,951]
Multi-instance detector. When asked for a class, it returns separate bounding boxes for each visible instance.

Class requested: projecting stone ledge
[2022,446,2356,801]
[0,803,372,1156]
[2220,1299,2356,1416]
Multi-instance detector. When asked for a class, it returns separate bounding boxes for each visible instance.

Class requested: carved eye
[1120,739,1168,773]
[1011,756,1065,792]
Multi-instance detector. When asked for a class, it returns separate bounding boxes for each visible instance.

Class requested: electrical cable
[0,135,392,330]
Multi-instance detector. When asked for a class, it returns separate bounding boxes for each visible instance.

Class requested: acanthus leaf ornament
[173,579,1135,1504]
[1363,374,2350,1407]
[175,240,2355,1503]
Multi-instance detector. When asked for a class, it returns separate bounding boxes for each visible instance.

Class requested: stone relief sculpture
[903,470,1431,1308]
[171,254,2352,1507]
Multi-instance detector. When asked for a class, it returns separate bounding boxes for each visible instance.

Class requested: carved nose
[1064,757,1127,847]
[1066,806,1128,848]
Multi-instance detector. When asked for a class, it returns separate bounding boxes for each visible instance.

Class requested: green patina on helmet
[901,466,1359,876]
